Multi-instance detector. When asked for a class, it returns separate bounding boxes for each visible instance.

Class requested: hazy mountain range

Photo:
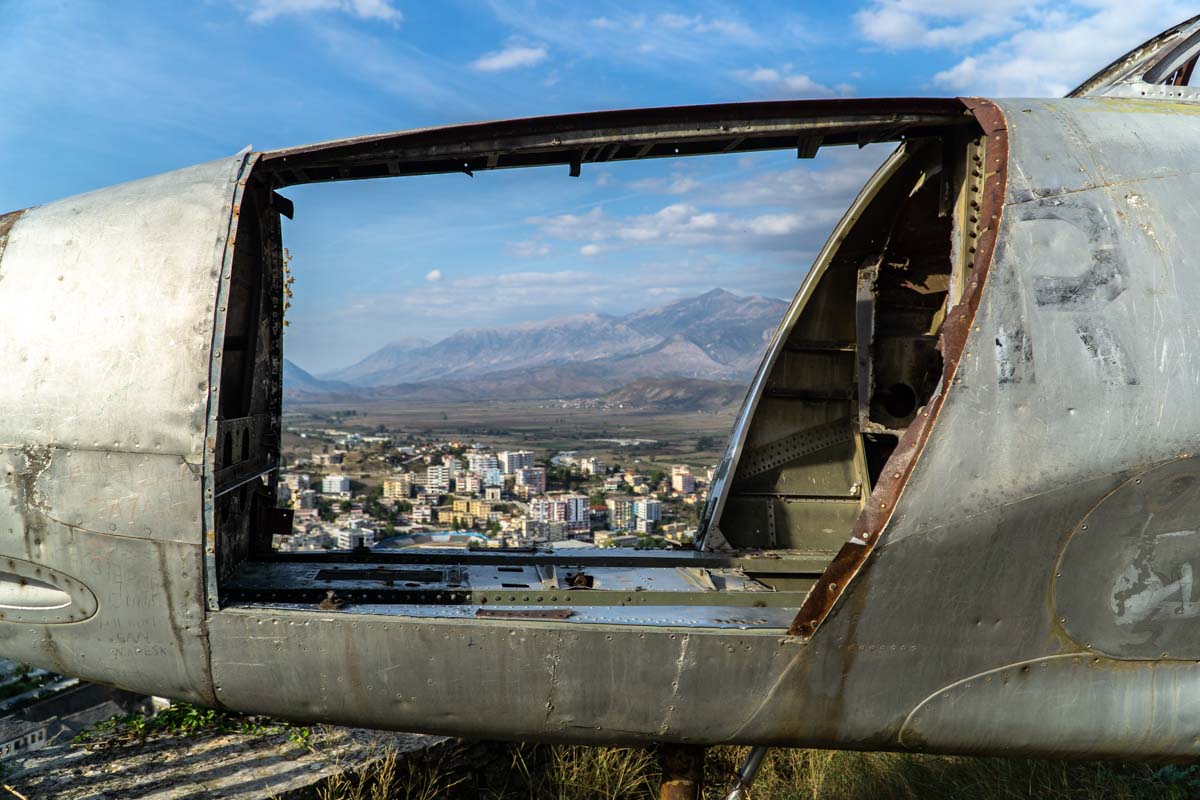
[284,288,788,407]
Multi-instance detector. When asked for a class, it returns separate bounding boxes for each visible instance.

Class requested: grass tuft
[314,742,1194,800]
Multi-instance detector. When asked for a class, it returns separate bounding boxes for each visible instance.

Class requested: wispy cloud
[735,66,851,97]
[482,1,780,65]
[243,0,403,24]
[470,41,549,71]
[507,239,553,258]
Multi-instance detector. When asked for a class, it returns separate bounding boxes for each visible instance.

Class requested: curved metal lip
[787,98,1010,639]
[0,556,98,625]
[257,97,970,187]
[1070,15,1200,99]
[697,138,916,546]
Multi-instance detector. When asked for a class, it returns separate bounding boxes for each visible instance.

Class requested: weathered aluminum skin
[0,155,250,703]
[748,97,1200,757]
[8,82,1200,758]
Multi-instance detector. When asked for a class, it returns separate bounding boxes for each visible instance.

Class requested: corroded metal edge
[0,209,27,266]
[788,98,1009,638]
[202,151,260,614]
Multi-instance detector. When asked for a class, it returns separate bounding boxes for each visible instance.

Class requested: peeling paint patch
[1076,319,1139,385]
[996,325,1035,384]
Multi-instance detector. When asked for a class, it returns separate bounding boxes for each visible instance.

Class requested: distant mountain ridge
[286,288,787,406]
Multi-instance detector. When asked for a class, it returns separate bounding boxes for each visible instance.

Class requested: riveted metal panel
[0,447,212,702]
[0,155,248,460]
[207,607,804,745]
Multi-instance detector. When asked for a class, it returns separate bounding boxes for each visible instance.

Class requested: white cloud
[244,0,403,24]
[531,201,827,254]
[737,66,843,97]
[935,3,1192,96]
[854,0,1193,97]
[470,42,548,72]
[425,268,443,282]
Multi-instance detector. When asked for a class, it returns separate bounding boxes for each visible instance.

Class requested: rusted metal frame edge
[269,115,955,163]
[697,142,920,548]
[203,151,262,616]
[0,209,26,265]
[261,98,967,161]
[264,119,966,186]
[787,98,1008,638]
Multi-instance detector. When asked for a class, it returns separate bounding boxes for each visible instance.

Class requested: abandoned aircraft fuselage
[3,17,1200,761]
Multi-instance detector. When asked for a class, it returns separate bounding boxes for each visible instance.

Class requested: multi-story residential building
[671,465,696,494]
[529,498,561,523]
[322,474,351,496]
[335,525,377,550]
[606,497,635,531]
[382,474,413,499]
[498,450,534,474]
[481,468,503,487]
[411,505,434,524]
[522,519,567,542]
[516,466,546,495]
[460,474,483,495]
[484,486,502,502]
[443,455,461,479]
[314,452,344,466]
[297,489,317,509]
[424,465,450,493]
[579,457,605,476]
[603,475,624,492]
[635,517,658,534]
[625,473,646,487]
[468,453,499,474]
[563,494,590,533]
[634,498,663,523]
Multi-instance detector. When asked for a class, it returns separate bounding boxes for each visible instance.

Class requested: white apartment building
[322,474,351,495]
[579,457,605,476]
[499,450,534,474]
[468,453,499,474]
[424,465,450,492]
[634,498,663,523]
[335,525,377,550]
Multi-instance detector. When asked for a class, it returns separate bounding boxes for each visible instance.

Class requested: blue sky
[0,1,1192,372]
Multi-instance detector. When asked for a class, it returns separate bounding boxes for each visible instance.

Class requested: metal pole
[722,746,769,800]
[659,744,705,800]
